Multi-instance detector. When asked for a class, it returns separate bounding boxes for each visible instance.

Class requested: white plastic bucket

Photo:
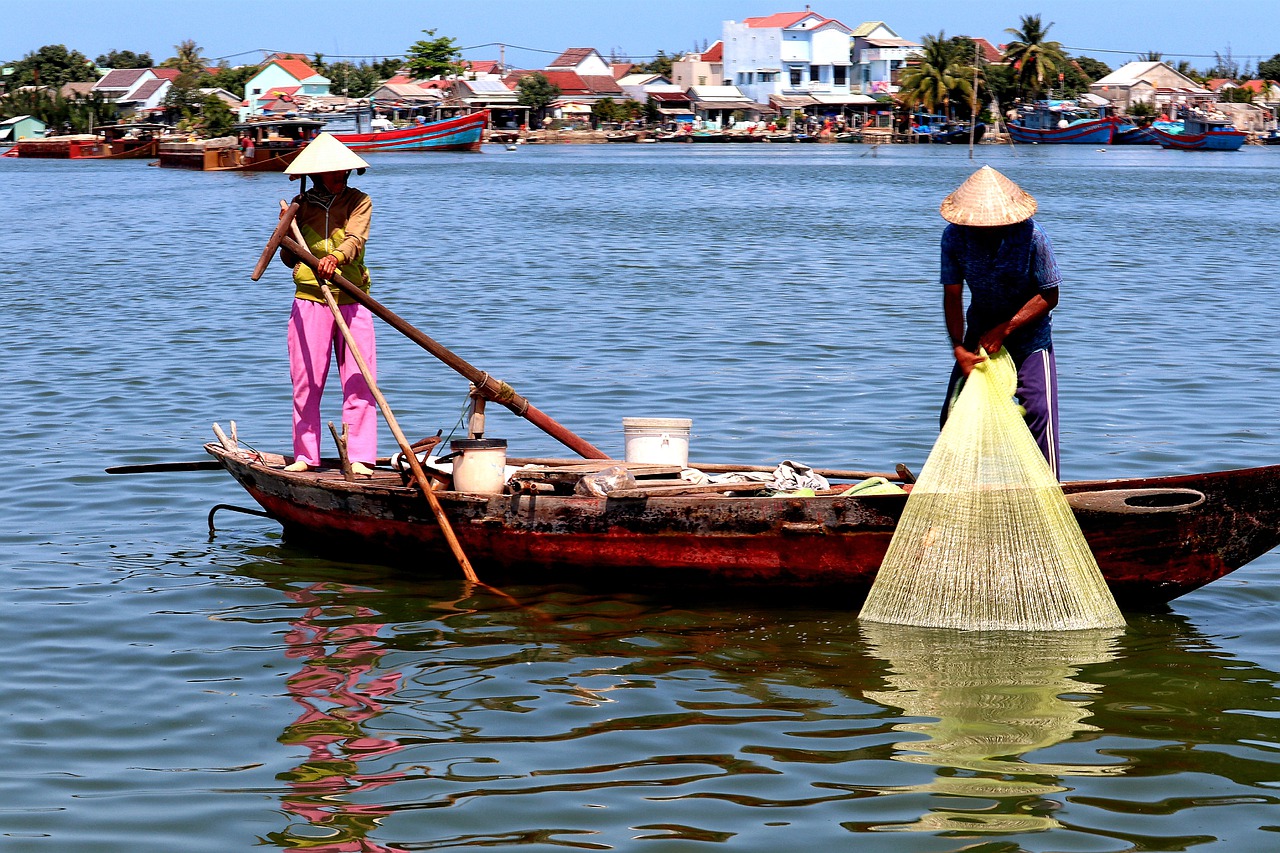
[623,417,691,467]
[450,438,508,494]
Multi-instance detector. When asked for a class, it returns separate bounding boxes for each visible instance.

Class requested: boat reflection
[856,623,1125,834]
[267,582,405,852]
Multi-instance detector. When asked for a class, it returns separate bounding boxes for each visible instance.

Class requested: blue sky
[5,0,1279,71]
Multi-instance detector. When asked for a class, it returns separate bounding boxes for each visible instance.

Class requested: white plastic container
[450,438,508,494]
[623,417,692,467]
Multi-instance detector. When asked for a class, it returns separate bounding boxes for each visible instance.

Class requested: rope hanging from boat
[859,348,1124,631]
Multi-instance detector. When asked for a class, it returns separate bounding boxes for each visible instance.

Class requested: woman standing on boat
[277,133,377,476]
[938,165,1062,478]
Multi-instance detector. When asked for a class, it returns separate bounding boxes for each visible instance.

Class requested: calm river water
[4,142,1280,851]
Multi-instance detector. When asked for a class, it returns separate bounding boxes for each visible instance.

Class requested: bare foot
[284,460,311,472]
[351,462,375,477]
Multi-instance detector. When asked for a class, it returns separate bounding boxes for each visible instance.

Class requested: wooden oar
[251,199,300,281]
[107,460,224,474]
[314,280,479,584]
[276,234,607,460]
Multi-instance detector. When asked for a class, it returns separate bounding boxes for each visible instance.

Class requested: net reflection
[269,582,405,852]
[858,623,1125,834]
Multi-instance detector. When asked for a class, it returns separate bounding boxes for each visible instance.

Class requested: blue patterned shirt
[940,219,1061,360]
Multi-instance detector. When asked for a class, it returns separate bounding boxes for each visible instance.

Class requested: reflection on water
[202,564,1280,851]
[857,624,1124,834]
[6,142,1280,852]
[269,582,404,852]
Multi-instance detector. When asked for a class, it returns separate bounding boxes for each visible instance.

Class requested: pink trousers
[288,298,377,466]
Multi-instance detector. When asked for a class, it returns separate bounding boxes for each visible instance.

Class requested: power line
[1063,44,1276,61]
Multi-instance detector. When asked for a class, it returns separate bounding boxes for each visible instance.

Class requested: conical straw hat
[284,132,370,175]
[939,165,1037,226]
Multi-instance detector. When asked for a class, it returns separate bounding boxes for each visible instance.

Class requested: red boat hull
[333,111,488,153]
[207,445,1280,605]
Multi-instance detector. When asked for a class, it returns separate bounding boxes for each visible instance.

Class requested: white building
[723,10,855,105]
[850,22,920,96]
[1089,61,1213,115]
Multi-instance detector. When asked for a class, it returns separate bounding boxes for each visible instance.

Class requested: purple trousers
[941,347,1060,479]
[288,298,377,466]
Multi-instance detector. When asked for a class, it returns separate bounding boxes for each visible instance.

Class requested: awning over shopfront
[769,94,819,109]
[692,100,765,112]
[812,93,879,105]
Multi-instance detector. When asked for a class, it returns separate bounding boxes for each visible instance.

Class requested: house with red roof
[672,42,724,90]
[724,9,881,119]
[501,48,625,120]
[91,68,172,116]
[241,57,331,117]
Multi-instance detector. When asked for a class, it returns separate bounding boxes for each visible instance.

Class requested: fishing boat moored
[68,122,171,159]
[157,117,324,171]
[1152,110,1247,151]
[1007,101,1115,144]
[331,110,488,153]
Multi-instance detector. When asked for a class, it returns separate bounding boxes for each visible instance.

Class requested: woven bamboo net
[860,348,1124,631]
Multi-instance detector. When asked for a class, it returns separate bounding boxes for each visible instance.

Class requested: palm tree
[898,33,973,119]
[161,40,208,77]
[1003,14,1067,99]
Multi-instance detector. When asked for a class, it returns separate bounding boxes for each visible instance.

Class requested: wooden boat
[158,117,324,171]
[688,131,728,143]
[8,133,99,158]
[1007,102,1115,144]
[332,111,487,153]
[604,131,640,143]
[68,123,170,159]
[932,122,986,144]
[1152,111,1246,151]
[763,132,796,143]
[204,443,1280,606]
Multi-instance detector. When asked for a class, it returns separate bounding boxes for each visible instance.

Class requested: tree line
[0,30,466,135]
[898,14,1280,122]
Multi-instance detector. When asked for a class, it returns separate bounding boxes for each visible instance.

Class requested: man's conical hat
[939,165,1037,226]
[284,132,370,175]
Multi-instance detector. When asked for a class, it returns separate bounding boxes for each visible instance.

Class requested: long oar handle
[251,200,300,281]
[316,282,479,584]
[279,234,607,459]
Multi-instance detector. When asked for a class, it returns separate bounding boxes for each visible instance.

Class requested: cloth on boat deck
[687,460,831,493]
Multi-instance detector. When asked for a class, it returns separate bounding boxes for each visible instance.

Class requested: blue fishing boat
[1152,110,1247,151]
[1007,101,1115,144]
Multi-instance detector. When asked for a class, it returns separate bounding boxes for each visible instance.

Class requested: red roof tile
[151,68,181,81]
[548,48,598,69]
[270,58,316,81]
[701,41,723,63]
[129,79,166,100]
[744,11,813,28]
[96,68,148,89]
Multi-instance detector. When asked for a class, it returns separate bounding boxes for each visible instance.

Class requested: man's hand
[978,324,1009,356]
[954,345,987,376]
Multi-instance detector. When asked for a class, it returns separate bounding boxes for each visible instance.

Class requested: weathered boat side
[206,444,1280,604]
[333,111,488,152]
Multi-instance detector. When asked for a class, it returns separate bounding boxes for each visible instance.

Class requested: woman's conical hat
[939,165,1037,226]
[284,132,370,175]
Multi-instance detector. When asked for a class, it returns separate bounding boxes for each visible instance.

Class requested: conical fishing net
[860,348,1124,631]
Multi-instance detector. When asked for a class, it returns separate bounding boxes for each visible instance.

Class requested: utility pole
[969,39,980,159]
